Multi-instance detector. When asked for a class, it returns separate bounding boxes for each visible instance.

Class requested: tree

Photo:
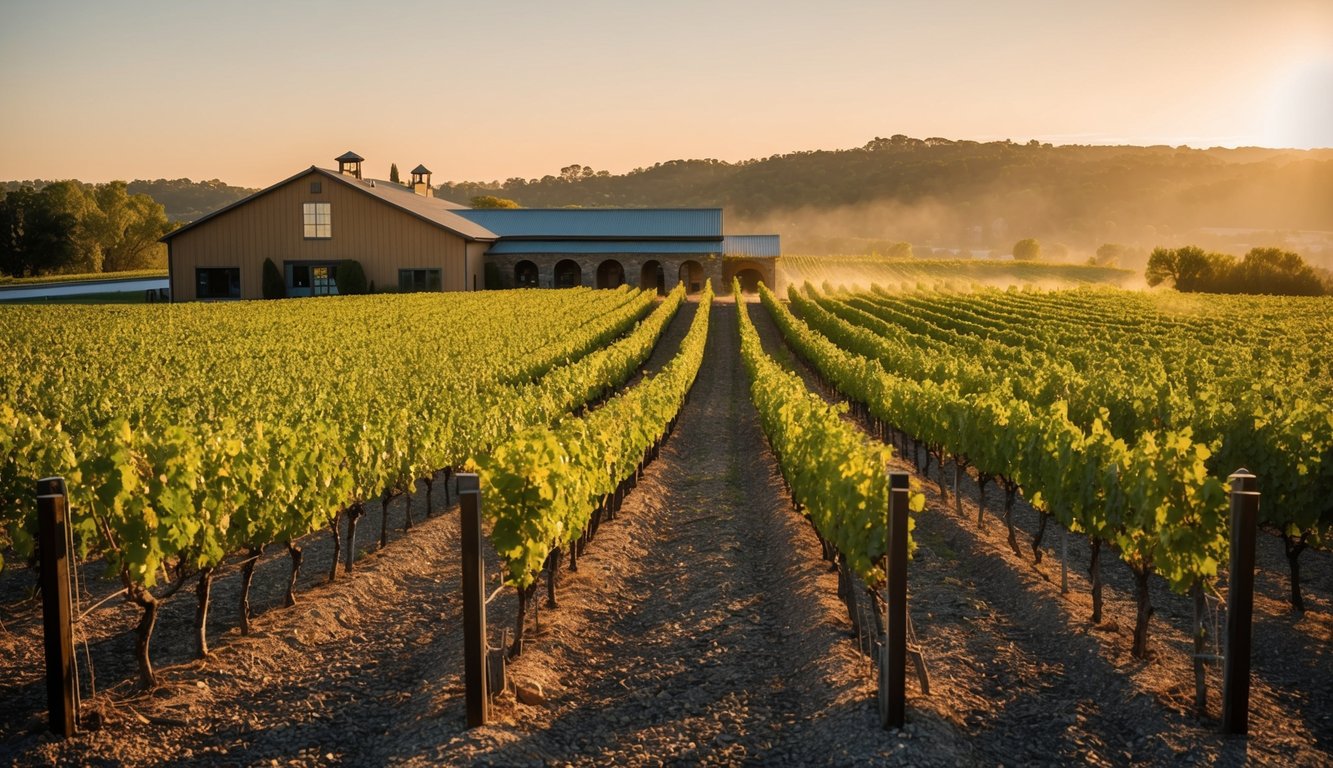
[335,260,368,295]
[389,163,400,184]
[0,187,80,277]
[886,241,914,259]
[470,195,520,209]
[1233,247,1326,296]
[1145,246,1231,291]
[1012,238,1041,261]
[262,258,286,299]
[1094,243,1124,267]
[87,182,172,272]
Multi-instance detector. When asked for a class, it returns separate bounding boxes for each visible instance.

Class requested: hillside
[435,137,1333,266]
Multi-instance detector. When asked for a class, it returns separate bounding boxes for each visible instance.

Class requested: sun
[1264,55,1333,149]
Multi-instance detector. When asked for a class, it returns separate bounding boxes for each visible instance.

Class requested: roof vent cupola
[410,164,433,197]
[336,151,364,180]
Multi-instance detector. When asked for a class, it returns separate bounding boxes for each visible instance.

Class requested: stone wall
[486,253,776,294]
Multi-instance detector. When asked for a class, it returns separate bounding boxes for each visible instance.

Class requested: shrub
[335,260,368,295]
[261,257,285,299]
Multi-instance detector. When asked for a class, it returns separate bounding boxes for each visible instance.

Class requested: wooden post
[37,477,76,736]
[880,470,909,729]
[1223,469,1258,735]
[458,472,488,728]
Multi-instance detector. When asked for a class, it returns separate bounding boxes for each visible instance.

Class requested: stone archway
[677,260,704,294]
[735,268,764,294]
[596,259,625,289]
[554,259,582,288]
[640,260,666,295]
[515,260,538,288]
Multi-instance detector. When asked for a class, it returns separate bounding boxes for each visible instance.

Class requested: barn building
[163,152,778,301]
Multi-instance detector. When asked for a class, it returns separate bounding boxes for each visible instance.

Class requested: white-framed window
[303,202,331,238]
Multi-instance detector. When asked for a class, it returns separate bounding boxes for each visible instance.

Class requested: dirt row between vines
[747,294,1333,767]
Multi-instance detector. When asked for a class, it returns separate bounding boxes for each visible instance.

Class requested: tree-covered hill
[2,178,256,223]
[435,137,1333,265]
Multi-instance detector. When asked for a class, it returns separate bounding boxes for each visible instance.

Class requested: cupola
[410,164,433,197]
[336,151,364,179]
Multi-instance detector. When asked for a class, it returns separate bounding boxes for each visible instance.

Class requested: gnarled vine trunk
[195,567,213,658]
[1032,512,1050,564]
[327,509,342,583]
[239,545,263,636]
[1131,564,1154,659]
[1282,532,1307,613]
[344,503,364,573]
[128,582,159,689]
[285,541,303,608]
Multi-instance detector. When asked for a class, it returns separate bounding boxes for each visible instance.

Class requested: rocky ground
[1,297,1329,767]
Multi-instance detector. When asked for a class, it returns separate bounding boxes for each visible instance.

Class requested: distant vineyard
[777,257,1138,292]
[767,282,1333,654]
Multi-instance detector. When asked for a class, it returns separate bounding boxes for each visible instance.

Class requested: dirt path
[431,301,949,766]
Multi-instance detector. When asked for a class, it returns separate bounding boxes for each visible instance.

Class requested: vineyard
[1,281,1330,766]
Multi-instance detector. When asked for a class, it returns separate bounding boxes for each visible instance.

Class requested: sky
[1,0,1331,188]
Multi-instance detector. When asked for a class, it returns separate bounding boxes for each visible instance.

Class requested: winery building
[163,152,779,301]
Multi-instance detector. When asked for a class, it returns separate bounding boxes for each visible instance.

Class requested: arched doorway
[596,259,625,289]
[515,260,538,288]
[554,259,582,288]
[640,260,666,295]
[735,268,764,294]
[677,260,703,294]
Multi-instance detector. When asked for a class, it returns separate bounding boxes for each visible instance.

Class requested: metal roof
[724,235,781,257]
[335,173,495,239]
[411,164,431,175]
[336,151,364,162]
[453,208,724,239]
[162,167,497,243]
[487,239,724,256]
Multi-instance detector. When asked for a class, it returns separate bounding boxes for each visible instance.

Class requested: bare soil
[0,296,1328,767]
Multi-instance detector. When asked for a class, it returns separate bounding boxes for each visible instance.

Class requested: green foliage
[772,280,1333,599]
[469,195,520,209]
[261,258,285,299]
[0,285,660,595]
[1012,238,1041,261]
[1146,245,1327,296]
[740,281,920,583]
[0,181,171,278]
[389,163,400,184]
[334,260,368,295]
[475,283,705,587]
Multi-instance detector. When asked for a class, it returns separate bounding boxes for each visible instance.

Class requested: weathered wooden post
[458,472,488,728]
[879,470,909,729]
[37,477,77,736]
[1223,469,1258,735]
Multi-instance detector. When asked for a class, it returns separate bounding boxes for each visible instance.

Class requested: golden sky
[2,0,1330,187]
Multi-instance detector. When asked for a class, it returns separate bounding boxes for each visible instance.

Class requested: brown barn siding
[169,171,469,300]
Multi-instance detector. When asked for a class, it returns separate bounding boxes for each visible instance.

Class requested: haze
[2,0,1331,187]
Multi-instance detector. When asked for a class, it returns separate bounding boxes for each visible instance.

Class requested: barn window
[303,202,331,238]
[310,180,322,194]
[196,267,240,300]
[399,268,442,293]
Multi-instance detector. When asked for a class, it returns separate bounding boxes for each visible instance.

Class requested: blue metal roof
[453,208,723,239]
[487,239,724,255]
[724,235,781,258]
